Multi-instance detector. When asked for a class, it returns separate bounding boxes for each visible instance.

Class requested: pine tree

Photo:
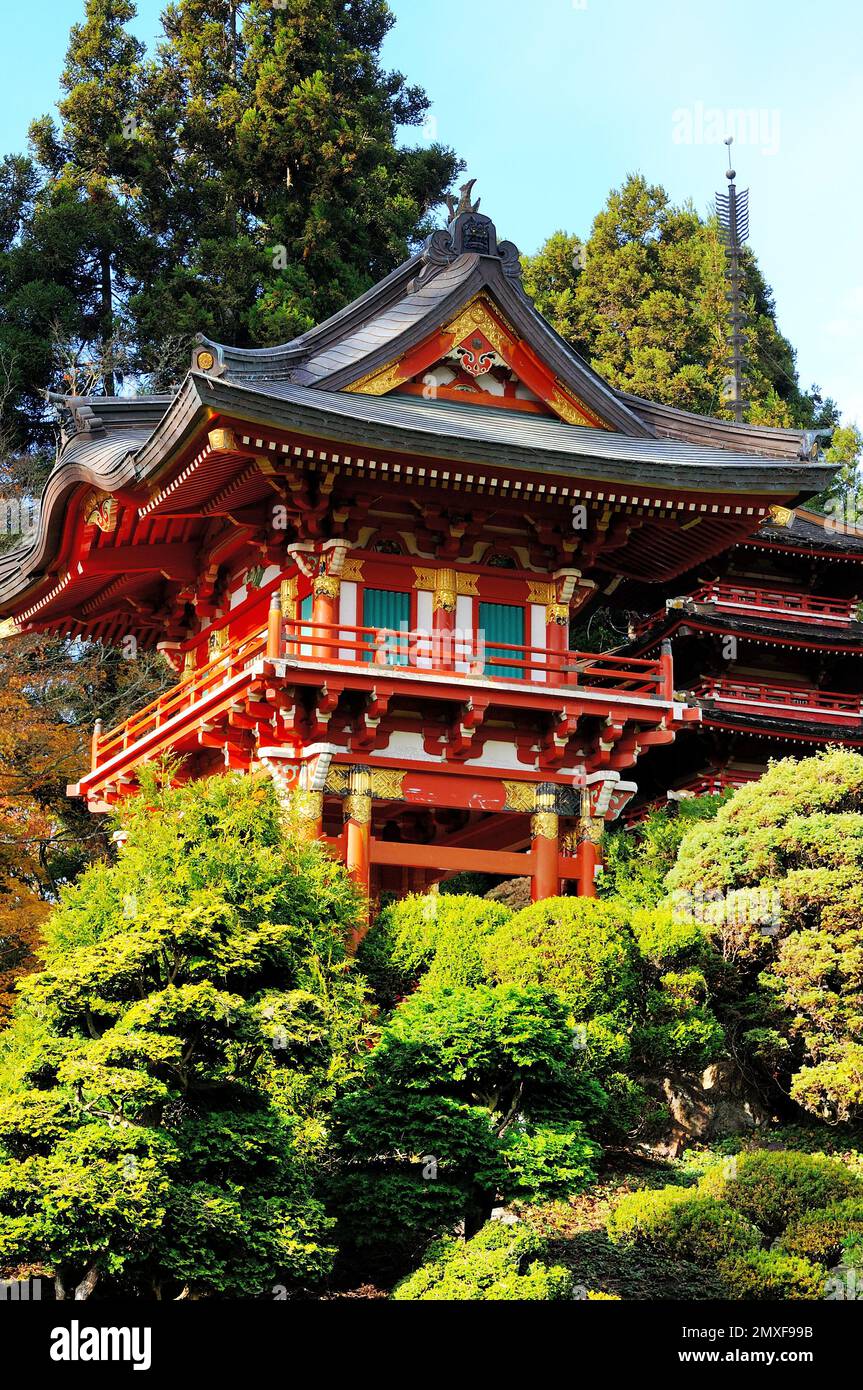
[129,0,461,372]
[522,174,839,431]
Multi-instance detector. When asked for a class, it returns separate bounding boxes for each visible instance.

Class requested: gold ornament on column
[531,785,559,841]
[434,569,458,614]
[345,767,372,825]
[313,572,341,600]
[296,789,323,825]
[546,602,570,626]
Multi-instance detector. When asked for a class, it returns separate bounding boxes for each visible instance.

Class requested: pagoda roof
[0,197,838,625]
[742,506,863,558]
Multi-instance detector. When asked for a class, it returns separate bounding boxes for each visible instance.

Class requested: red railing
[636,583,859,636]
[692,676,863,723]
[689,583,859,624]
[280,617,670,695]
[93,626,268,766]
[89,617,674,775]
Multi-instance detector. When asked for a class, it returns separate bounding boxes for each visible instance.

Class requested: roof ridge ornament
[413,178,524,289]
[444,178,481,219]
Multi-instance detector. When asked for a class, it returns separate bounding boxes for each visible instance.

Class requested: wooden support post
[345,768,372,941]
[575,812,603,898]
[660,638,674,700]
[312,569,340,662]
[267,590,282,659]
[545,601,569,687]
[91,718,103,772]
[531,784,559,901]
[433,569,457,670]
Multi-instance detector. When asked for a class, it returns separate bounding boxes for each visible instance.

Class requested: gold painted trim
[342,558,365,583]
[502,781,537,813]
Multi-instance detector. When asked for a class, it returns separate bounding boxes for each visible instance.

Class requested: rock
[640,1059,772,1157]
[485,877,532,911]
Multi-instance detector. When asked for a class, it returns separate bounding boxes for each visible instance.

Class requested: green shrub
[392,1220,572,1301]
[331,983,594,1258]
[779,1199,863,1265]
[699,1150,862,1236]
[607,1187,760,1264]
[358,894,510,1004]
[483,897,639,1020]
[666,749,863,1121]
[718,1250,826,1300]
[500,1121,600,1203]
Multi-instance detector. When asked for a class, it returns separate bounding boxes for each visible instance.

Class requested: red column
[267,590,282,659]
[345,769,372,942]
[531,786,560,901]
[433,572,457,670]
[545,602,570,686]
[575,817,602,898]
[311,572,340,662]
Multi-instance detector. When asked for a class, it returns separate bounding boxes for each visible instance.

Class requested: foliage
[698,1150,863,1237]
[0,773,368,1298]
[0,633,175,1021]
[522,174,838,430]
[779,1199,863,1266]
[601,797,727,909]
[717,1249,826,1301]
[358,892,510,1006]
[667,749,863,1121]
[607,1187,760,1264]
[483,897,639,1018]
[391,1220,572,1301]
[330,981,599,1264]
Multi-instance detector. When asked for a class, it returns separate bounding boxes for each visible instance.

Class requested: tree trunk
[74,1266,99,1300]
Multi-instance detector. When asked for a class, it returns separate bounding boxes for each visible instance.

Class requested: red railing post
[659,639,674,700]
[267,590,282,659]
[90,719,102,772]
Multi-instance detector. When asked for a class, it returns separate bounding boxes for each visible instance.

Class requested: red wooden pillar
[433,570,457,671]
[345,768,372,942]
[545,601,570,686]
[531,785,560,901]
[267,590,282,659]
[575,816,603,898]
[311,569,340,662]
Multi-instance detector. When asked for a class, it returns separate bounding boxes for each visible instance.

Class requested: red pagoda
[0,192,834,909]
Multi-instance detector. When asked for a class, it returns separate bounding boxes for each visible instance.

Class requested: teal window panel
[479,601,525,679]
[362,588,411,666]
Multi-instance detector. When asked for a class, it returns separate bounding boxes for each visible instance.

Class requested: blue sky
[3,0,861,424]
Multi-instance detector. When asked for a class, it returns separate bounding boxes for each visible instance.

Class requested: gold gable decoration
[343,293,612,430]
[82,490,118,534]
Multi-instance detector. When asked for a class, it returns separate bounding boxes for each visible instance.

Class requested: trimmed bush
[779,1199,863,1265]
[358,894,510,1004]
[607,1187,760,1264]
[482,897,638,1020]
[718,1250,826,1301]
[500,1121,601,1203]
[392,1220,572,1301]
[699,1150,863,1237]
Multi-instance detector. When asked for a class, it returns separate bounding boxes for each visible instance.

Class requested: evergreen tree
[0,774,369,1297]
[130,0,461,373]
[522,174,840,431]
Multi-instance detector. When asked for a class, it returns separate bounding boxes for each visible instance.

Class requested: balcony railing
[89,617,674,775]
[636,583,860,637]
[688,583,859,624]
[691,676,863,724]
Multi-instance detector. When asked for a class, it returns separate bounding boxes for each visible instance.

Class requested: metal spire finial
[716,139,750,424]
